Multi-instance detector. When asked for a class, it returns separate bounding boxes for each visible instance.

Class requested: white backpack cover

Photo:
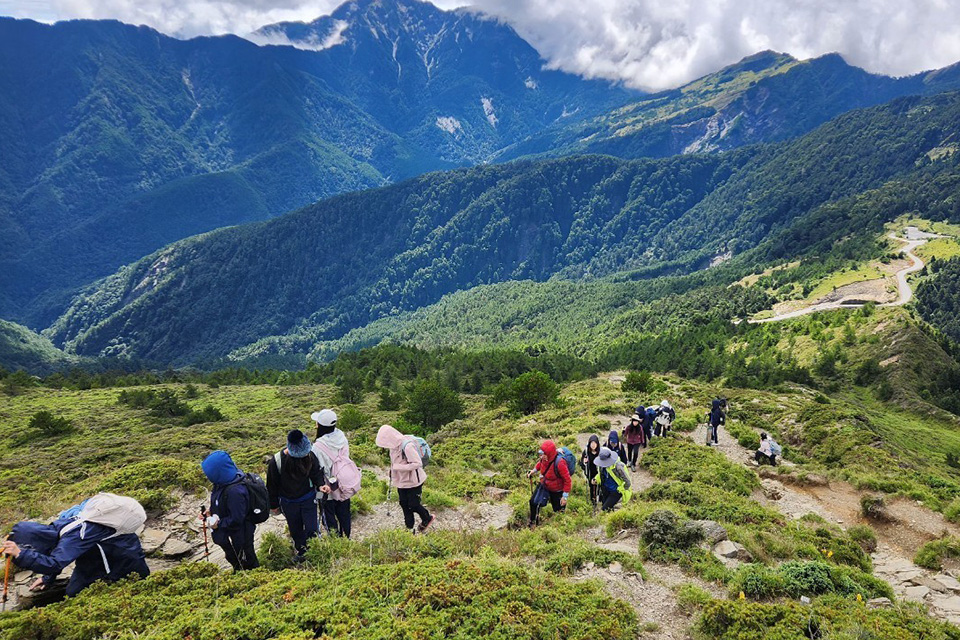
[61,493,147,539]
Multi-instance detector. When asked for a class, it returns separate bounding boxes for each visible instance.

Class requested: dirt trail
[750,227,945,324]
[682,422,960,624]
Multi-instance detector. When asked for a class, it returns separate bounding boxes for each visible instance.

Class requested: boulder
[159,538,194,558]
[911,575,948,593]
[608,562,623,574]
[761,483,783,501]
[934,574,960,592]
[692,520,728,545]
[867,597,893,609]
[711,540,752,562]
[140,528,171,554]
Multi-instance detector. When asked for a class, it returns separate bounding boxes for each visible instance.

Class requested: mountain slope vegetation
[45,90,960,366]
[0,0,632,325]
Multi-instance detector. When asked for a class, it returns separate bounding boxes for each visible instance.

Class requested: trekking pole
[199,506,210,559]
[2,536,11,613]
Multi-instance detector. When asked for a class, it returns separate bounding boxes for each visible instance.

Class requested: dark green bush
[402,379,464,432]
[28,410,75,437]
[622,371,652,393]
[641,510,703,556]
[915,536,960,571]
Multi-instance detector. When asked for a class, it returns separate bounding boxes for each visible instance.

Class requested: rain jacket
[534,440,572,494]
[376,424,427,489]
[594,461,633,504]
[11,518,149,597]
[267,450,325,508]
[580,435,601,479]
[623,419,646,446]
[710,399,726,427]
[605,431,628,464]
[202,450,254,546]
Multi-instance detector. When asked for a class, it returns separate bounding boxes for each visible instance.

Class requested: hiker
[604,430,628,464]
[708,398,726,445]
[755,432,778,466]
[654,400,675,437]
[267,429,329,560]
[580,435,601,506]
[311,409,360,538]
[622,414,645,471]
[201,450,259,570]
[1,493,149,597]
[376,424,435,534]
[594,446,632,511]
[526,440,572,526]
[642,405,658,443]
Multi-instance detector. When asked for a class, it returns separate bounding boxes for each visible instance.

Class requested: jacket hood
[202,450,241,486]
[540,440,557,461]
[607,430,620,446]
[376,424,405,449]
[587,435,601,456]
[317,428,348,450]
[712,399,724,410]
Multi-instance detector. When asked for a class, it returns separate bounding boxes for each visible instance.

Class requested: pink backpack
[314,441,362,500]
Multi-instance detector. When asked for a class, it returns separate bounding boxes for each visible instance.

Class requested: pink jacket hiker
[375,424,427,489]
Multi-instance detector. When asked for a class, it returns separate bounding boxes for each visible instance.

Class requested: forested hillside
[45,91,960,366]
[0,1,631,326]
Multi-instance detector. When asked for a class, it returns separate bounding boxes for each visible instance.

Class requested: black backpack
[241,472,270,524]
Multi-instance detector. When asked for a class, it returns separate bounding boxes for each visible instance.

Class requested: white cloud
[4,0,960,90]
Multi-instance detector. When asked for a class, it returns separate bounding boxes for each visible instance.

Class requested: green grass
[917,237,960,261]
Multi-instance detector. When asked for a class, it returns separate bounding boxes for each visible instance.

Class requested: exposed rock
[934,574,960,592]
[867,597,893,609]
[140,528,171,554]
[761,483,783,501]
[713,540,751,560]
[904,585,931,602]
[168,513,193,524]
[159,538,194,558]
[896,569,924,582]
[483,487,510,501]
[931,595,960,614]
[692,520,728,545]
[14,570,33,584]
[608,562,623,574]
[910,576,948,593]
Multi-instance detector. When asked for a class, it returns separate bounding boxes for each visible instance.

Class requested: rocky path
[681,421,960,624]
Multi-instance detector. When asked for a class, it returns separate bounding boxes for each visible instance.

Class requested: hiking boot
[418,515,436,533]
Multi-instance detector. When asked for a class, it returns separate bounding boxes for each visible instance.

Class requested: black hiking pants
[529,490,565,524]
[626,443,641,467]
[599,486,622,511]
[321,497,352,538]
[755,451,777,466]
[219,528,259,571]
[398,484,431,530]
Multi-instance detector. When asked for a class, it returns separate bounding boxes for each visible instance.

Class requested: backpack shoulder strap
[274,451,283,472]
[314,440,341,461]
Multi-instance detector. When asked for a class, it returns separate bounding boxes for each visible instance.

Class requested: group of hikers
[526,400,675,526]
[2,395,778,604]
[1,410,433,602]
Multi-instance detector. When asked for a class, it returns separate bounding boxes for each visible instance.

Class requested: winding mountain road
[749,227,943,324]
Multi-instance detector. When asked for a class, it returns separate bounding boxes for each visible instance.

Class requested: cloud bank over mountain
[3,0,960,90]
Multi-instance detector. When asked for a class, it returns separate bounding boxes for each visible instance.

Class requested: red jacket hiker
[534,440,572,494]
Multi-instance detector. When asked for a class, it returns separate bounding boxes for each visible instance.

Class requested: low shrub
[641,510,704,557]
[0,557,641,640]
[728,560,892,601]
[847,524,878,553]
[860,494,892,521]
[97,459,206,511]
[622,371,653,393]
[675,583,712,613]
[915,536,960,571]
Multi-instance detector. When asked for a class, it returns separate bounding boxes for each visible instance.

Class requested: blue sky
[2,0,959,91]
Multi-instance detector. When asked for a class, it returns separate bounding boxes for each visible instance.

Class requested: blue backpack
[553,447,576,479]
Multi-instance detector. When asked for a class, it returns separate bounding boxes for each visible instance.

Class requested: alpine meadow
[4,0,960,638]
